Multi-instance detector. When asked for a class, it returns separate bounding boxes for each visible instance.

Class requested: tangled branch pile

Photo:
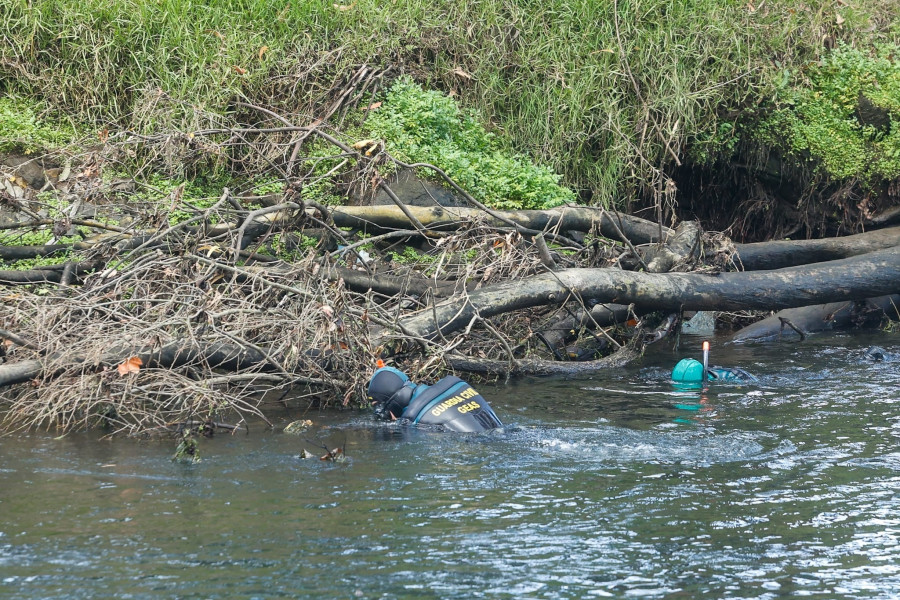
[0,104,651,435]
[5,99,900,436]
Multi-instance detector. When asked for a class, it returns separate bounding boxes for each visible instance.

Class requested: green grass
[2,0,899,204]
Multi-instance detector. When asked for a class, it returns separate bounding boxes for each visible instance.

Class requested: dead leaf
[320,305,335,318]
[98,128,109,143]
[8,175,29,189]
[321,448,344,461]
[258,46,269,60]
[116,356,143,376]
[207,30,226,40]
[452,67,473,80]
[232,65,247,75]
[835,12,845,25]
[58,162,71,182]
[352,138,378,150]
[333,2,356,10]
[361,101,382,111]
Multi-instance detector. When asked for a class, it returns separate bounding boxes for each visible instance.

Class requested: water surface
[2,332,898,599]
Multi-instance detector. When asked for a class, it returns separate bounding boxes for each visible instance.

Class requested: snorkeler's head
[672,358,705,383]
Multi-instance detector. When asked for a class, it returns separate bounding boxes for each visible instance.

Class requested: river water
[1,332,898,599]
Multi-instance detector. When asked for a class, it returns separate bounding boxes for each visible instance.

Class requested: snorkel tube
[702,340,710,391]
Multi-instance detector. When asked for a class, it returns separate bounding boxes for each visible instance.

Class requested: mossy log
[328,205,671,245]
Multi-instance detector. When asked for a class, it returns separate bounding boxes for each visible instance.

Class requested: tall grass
[2,0,898,204]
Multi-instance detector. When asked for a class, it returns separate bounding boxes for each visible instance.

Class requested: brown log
[397,246,900,339]
[326,265,463,297]
[0,340,276,389]
[535,303,631,358]
[445,342,642,376]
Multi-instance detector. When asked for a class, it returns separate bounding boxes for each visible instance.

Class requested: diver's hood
[367,366,416,420]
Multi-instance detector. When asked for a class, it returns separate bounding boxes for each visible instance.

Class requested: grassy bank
[2,0,899,207]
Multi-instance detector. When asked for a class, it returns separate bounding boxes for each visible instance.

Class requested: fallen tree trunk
[643,220,701,272]
[728,294,900,342]
[534,303,631,358]
[0,262,101,284]
[732,226,900,270]
[329,205,671,245]
[397,246,900,339]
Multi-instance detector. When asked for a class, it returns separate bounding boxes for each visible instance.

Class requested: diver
[671,341,757,385]
[367,362,503,432]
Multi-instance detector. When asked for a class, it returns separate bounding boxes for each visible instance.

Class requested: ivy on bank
[0,97,76,154]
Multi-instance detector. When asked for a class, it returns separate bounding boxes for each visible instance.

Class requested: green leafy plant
[388,245,435,265]
[365,78,575,210]
[173,430,201,463]
[124,174,230,225]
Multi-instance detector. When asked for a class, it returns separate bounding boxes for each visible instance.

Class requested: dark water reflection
[1,332,899,599]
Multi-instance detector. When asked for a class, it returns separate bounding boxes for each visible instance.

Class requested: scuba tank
[367,366,503,432]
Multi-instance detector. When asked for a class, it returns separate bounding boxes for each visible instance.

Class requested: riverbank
[3,0,899,227]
